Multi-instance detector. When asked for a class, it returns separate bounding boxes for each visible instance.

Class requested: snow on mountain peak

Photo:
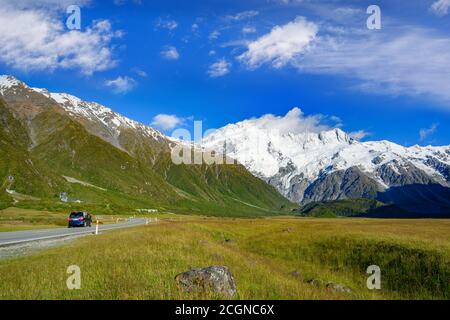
[203,110,450,203]
[0,76,169,149]
[26,87,167,142]
[203,112,352,178]
[0,75,24,94]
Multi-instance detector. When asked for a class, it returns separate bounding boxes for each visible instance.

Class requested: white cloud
[209,30,221,40]
[297,26,450,102]
[419,123,439,141]
[0,0,91,10]
[242,26,256,34]
[349,130,371,141]
[237,15,450,104]
[431,0,450,16]
[208,59,231,78]
[114,0,142,5]
[274,0,302,3]
[0,3,119,75]
[225,10,259,21]
[155,17,178,30]
[160,46,180,60]
[133,68,147,77]
[333,7,363,16]
[105,76,137,94]
[225,107,339,136]
[238,17,318,69]
[151,114,184,130]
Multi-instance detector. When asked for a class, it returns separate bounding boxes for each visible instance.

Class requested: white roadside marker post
[95,220,99,235]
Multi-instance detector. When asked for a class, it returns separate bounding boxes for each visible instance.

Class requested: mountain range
[1,75,449,218]
[202,109,450,217]
[0,75,291,216]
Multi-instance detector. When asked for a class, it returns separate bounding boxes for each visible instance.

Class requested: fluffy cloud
[208,59,231,78]
[0,2,119,75]
[240,107,339,136]
[238,17,318,69]
[151,114,185,131]
[161,46,180,60]
[105,76,137,94]
[298,26,450,102]
[349,130,371,141]
[419,123,439,141]
[237,15,450,103]
[431,0,450,16]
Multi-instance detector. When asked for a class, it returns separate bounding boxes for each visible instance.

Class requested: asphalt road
[0,218,147,247]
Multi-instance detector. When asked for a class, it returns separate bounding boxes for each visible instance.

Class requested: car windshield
[70,212,84,218]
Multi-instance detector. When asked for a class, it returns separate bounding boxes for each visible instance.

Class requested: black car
[68,212,92,228]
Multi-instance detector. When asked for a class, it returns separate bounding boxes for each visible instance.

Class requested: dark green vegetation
[296,199,378,217]
[0,93,292,217]
[296,199,388,217]
[295,197,450,218]
[0,216,448,299]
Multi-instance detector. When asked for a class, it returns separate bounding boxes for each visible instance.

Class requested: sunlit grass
[0,216,448,300]
[0,207,67,230]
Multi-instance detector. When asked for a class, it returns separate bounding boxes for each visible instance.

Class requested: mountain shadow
[374,184,450,218]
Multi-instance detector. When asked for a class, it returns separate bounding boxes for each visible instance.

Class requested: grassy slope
[0,216,448,300]
[0,101,70,209]
[153,154,293,216]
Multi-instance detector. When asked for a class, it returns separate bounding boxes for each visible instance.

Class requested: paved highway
[0,219,147,247]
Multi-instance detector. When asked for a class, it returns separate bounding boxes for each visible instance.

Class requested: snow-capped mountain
[0,75,291,214]
[0,75,21,94]
[1,75,169,151]
[39,89,169,139]
[2,75,449,215]
[202,108,450,211]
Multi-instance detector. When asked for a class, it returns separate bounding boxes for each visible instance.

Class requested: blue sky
[0,0,449,146]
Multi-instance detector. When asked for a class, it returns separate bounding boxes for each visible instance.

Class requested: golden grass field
[0,209,449,300]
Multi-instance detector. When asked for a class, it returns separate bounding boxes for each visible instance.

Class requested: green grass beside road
[0,215,448,300]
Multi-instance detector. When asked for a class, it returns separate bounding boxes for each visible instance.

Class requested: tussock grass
[0,217,448,300]
[311,237,449,299]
